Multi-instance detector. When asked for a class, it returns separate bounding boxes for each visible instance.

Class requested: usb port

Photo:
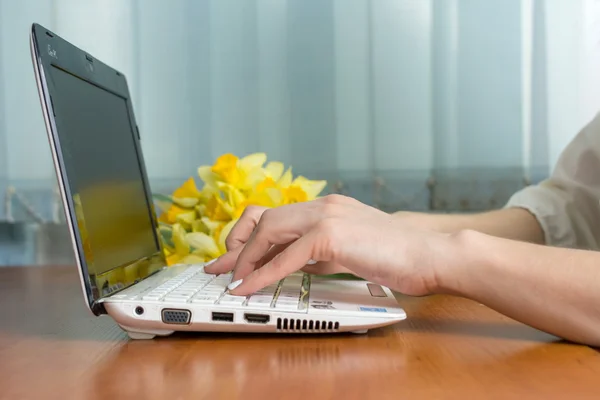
[212,312,234,322]
[244,313,270,324]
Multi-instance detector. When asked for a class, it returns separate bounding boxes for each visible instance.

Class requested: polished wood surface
[1,266,599,399]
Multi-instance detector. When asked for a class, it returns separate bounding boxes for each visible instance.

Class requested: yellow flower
[156,152,327,266]
[210,154,241,185]
[173,177,202,199]
[157,204,188,224]
[155,178,202,224]
[205,195,234,221]
[281,185,308,204]
[201,152,267,190]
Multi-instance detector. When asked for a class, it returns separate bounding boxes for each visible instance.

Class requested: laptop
[29,23,406,339]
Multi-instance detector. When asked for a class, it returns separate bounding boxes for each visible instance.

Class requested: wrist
[431,229,484,296]
[394,211,438,231]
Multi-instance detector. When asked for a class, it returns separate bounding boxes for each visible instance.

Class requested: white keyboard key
[256,289,276,296]
[142,294,163,300]
[281,281,300,288]
[165,293,193,298]
[277,293,300,301]
[276,297,299,305]
[191,296,218,304]
[171,290,196,296]
[164,297,190,304]
[186,279,211,286]
[205,288,225,295]
[275,302,299,311]
[247,296,273,308]
[192,292,219,299]
[219,295,246,306]
[171,288,196,293]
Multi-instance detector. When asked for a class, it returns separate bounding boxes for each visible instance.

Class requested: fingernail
[307,259,317,265]
[227,279,243,291]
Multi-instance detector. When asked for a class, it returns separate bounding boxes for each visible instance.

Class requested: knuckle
[225,235,237,249]
[244,205,267,217]
[322,194,346,205]
[253,220,269,239]
[319,194,357,216]
[259,208,274,223]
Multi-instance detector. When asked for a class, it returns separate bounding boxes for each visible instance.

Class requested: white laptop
[29,23,406,339]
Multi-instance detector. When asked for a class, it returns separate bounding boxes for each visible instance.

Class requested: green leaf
[153,193,174,213]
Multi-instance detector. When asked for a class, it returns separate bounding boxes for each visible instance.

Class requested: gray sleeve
[505,113,600,250]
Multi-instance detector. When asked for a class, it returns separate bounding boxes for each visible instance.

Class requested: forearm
[440,230,600,346]
[396,208,545,244]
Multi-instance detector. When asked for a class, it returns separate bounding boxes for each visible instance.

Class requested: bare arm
[395,208,545,244]
[440,229,600,346]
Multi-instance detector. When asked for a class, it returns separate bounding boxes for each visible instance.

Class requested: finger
[205,242,290,276]
[229,231,317,296]
[225,206,267,251]
[257,243,291,269]
[230,203,320,282]
[203,245,244,274]
[231,227,274,282]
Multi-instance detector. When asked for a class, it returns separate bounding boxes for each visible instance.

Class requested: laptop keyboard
[139,266,311,311]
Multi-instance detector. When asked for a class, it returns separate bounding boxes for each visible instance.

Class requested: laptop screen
[49,65,162,295]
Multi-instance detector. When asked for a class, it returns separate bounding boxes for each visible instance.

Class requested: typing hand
[204,195,448,297]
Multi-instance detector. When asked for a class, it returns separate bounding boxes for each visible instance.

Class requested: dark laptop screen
[49,65,159,279]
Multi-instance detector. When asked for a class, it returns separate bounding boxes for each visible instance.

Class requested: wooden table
[1,266,599,400]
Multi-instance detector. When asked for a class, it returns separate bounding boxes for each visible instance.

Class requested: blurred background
[1,0,600,266]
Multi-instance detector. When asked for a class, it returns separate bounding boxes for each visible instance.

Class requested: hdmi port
[212,312,234,322]
[244,313,270,324]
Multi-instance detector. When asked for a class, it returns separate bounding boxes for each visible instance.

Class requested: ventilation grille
[277,318,339,332]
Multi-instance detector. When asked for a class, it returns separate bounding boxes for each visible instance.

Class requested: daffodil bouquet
[153,153,327,266]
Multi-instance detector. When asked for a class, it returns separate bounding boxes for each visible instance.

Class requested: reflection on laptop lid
[30,23,166,314]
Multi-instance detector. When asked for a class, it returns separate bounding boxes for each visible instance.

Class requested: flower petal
[217,182,247,208]
[239,152,267,170]
[172,223,190,257]
[265,161,284,181]
[200,216,222,233]
[243,167,267,189]
[198,166,220,188]
[292,176,328,199]
[218,219,238,254]
[265,187,283,206]
[152,193,174,214]
[158,225,175,251]
[181,253,208,264]
[172,177,202,199]
[278,167,293,188]
[186,232,221,258]
[175,210,197,230]
[172,197,199,208]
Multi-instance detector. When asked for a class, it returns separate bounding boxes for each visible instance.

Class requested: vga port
[161,309,191,325]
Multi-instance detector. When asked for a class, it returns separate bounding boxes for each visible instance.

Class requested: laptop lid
[30,23,167,315]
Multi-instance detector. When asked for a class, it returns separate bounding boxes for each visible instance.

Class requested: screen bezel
[30,23,168,315]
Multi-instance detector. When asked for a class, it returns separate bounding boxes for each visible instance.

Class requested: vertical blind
[1,0,599,223]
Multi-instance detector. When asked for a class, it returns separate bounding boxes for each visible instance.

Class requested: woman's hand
[204,194,454,297]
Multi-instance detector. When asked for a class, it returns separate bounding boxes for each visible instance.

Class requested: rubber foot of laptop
[127,332,157,340]
[351,329,369,334]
